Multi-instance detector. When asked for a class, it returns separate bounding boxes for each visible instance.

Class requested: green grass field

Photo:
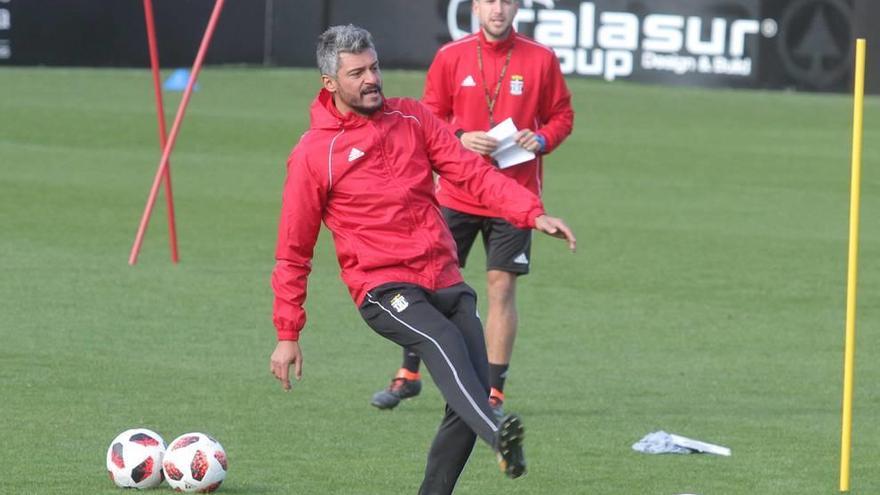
[3,66,880,494]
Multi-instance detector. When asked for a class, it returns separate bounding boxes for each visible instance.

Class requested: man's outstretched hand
[534,214,577,252]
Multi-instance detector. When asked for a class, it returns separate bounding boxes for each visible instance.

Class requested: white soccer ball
[162,432,228,493]
[106,428,166,489]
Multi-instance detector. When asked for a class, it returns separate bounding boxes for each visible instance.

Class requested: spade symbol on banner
[792,6,841,78]
[777,0,852,89]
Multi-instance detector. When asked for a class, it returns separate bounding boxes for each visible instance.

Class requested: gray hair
[316,24,376,77]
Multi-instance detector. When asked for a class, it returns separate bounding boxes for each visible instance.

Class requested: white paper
[487,117,535,169]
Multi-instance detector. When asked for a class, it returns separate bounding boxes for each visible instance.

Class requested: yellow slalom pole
[840,38,866,493]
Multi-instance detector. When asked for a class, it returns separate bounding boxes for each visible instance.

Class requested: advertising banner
[0,0,875,93]
[0,0,266,67]
[446,0,860,91]
[0,0,10,61]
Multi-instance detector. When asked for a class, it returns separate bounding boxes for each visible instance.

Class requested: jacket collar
[478,28,516,53]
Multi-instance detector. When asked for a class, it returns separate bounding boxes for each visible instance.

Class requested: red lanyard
[477,41,513,127]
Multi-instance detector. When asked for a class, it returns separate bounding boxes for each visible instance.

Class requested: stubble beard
[343,85,384,115]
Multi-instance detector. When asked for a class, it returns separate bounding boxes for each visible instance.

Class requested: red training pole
[141,0,180,264]
[129,0,226,265]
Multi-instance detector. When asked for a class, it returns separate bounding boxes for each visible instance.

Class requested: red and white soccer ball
[106,428,167,489]
[162,432,228,493]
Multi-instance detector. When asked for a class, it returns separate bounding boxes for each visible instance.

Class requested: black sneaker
[370,376,422,410]
[496,414,526,479]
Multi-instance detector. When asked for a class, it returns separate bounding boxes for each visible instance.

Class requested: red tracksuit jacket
[423,30,574,218]
[271,89,546,340]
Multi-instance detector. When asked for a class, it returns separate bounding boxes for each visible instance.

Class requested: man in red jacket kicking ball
[269,24,576,495]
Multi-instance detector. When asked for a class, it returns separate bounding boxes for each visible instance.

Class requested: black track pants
[360,282,499,495]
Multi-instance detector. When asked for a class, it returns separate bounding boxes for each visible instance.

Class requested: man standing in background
[372,0,574,415]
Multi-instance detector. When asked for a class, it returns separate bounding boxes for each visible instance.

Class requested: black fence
[1,0,876,93]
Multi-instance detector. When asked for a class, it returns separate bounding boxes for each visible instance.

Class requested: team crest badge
[509,75,524,95]
[390,293,409,313]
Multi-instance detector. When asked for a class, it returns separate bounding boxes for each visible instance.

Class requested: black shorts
[442,207,532,275]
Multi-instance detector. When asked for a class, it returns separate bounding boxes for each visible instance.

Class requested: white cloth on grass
[632,431,731,456]
[632,431,695,454]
